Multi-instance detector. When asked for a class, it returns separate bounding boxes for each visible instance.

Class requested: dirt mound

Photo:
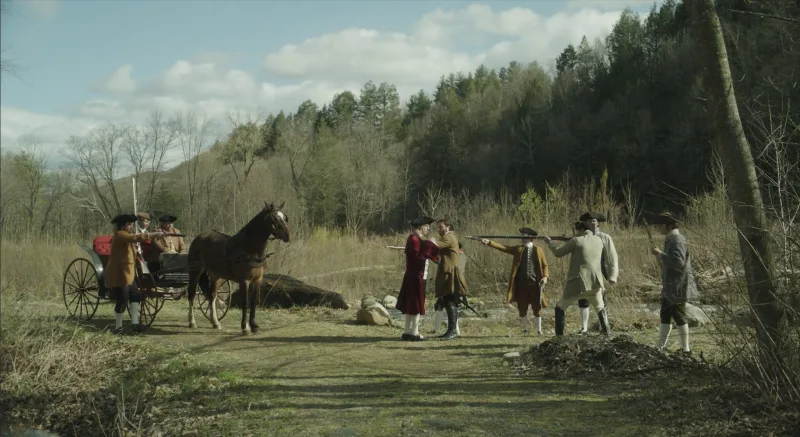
[516,334,710,378]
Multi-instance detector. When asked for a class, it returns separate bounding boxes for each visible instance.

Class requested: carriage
[62,235,232,327]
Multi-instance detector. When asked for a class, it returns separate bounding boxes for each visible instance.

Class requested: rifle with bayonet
[464,235,572,242]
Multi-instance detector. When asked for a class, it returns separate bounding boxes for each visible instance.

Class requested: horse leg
[209,278,223,330]
[187,269,200,328]
[249,278,262,334]
[240,280,250,335]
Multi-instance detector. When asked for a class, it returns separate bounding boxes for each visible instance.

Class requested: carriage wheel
[130,273,164,326]
[199,280,232,322]
[62,258,101,321]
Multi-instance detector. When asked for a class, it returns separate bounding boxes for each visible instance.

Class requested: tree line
[1,0,797,238]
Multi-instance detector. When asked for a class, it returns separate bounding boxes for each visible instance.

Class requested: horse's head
[264,201,290,242]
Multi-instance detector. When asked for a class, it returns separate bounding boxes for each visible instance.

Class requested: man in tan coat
[544,220,610,336]
[431,218,468,340]
[106,214,164,334]
[479,227,550,335]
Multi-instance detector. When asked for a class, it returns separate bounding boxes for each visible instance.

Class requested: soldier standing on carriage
[106,214,164,334]
[544,217,610,336]
[478,227,550,335]
[576,212,619,334]
[431,219,468,340]
[648,213,696,354]
[395,217,440,341]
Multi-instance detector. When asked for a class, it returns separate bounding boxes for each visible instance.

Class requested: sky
[0,0,663,167]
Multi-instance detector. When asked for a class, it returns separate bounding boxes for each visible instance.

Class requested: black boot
[597,307,611,335]
[440,305,458,340]
[555,306,566,336]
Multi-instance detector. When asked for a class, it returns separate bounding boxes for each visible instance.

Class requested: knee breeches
[578,292,607,309]
[660,298,687,326]
[113,283,141,313]
[558,288,605,311]
[515,284,543,317]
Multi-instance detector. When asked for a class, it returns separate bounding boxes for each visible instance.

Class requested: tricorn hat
[574,221,588,231]
[579,211,606,222]
[111,213,139,226]
[519,227,538,236]
[158,214,178,223]
[136,212,151,220]
[643,212,678,226]
[410,216,435,227]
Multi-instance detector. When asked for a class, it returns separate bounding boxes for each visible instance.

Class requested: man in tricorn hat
[396,216,440,341]
[544,218,610,336]
[576,211,619,334]
[155,214,185,254]
[479,227,550,335]
[106,214,164,334]
[647,213,696,354]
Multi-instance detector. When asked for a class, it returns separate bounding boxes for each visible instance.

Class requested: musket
[386,245,405,250]
[465,235,572,242]
[459,295,488,318]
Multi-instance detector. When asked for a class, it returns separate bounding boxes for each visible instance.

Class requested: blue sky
[0,0,662,162]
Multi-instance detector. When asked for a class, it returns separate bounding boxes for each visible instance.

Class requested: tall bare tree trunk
[688,0,785,353]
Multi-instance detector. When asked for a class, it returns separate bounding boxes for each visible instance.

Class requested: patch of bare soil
[515,334,710,378]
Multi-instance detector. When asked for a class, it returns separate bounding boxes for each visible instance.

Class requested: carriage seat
[158,253,190,286]
[93,236,113,256]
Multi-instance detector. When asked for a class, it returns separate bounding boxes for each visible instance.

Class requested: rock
[356,303,392,326]
[382,295,397,308]
[361,296,377,309]
[684,303,711,327]
[503,351,521,359]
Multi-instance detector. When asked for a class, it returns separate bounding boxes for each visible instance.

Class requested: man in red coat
[396,216,440,341]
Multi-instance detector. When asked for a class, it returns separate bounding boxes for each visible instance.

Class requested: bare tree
[122,111,180,212]
[0,0,21,78]
[177,112,215,232]
[688,0,785,355]
[39,167,76,235]
[64,123,131,218]
[9,137,47,232]
[277,114,315,200]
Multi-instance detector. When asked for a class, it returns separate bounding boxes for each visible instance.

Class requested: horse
[186,201,290,334]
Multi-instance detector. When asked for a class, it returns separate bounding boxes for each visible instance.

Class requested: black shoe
[401,333,411,341]
[555,307,565,336]
[132,324,145,333]
[409,335,424,342]
[112,327,123,335]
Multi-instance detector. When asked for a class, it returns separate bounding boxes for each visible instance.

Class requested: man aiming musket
[476,227,550,335]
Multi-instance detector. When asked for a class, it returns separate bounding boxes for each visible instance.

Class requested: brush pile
[516,334,711,378]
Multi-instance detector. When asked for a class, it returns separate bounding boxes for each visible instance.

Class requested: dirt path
[98,303,675,437]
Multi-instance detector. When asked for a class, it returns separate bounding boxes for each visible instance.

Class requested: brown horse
[186,201,290,334]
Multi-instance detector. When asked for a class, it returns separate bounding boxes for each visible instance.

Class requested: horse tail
[198,271,211,297]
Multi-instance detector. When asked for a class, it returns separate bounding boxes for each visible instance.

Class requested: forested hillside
[1,0,798,238]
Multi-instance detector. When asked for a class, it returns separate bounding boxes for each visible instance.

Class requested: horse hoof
[251,327,260,335]
[189,322,197,328]
[241,329,250,335]
[213,324,223,330]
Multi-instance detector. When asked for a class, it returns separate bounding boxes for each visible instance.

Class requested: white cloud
[1,2,637,167]
[97,64,136,94]
[26,0,61,21]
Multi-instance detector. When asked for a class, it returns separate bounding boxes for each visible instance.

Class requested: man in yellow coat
[106,214,164,334]
[431,218,468,340]
[479,227,549,335]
